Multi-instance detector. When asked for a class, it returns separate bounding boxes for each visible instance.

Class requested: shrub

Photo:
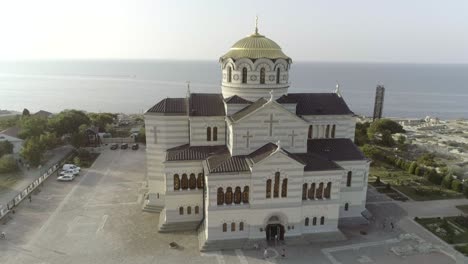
[452,179,463,192]
[415,166,421,176]
[442,175,453,189]
[408,162,417,175]
[386,183,391,190]
[464,184,468,198]
[0,140,14,157]
[0,154,18,173]
[426,169,442,185]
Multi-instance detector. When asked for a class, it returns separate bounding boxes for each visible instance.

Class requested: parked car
[62,164,80,175]
[110,143,119,150]
[59,169,79,176]
[57,173,75,181]
[121,143,128,149]
[132,143,139,150]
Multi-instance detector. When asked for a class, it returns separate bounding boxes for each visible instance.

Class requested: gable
[234,100,308,126]
[250,148,305,169]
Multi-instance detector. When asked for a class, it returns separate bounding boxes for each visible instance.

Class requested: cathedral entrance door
[265,224,285,241]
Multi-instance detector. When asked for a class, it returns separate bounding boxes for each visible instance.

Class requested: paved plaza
[0,148,466,264]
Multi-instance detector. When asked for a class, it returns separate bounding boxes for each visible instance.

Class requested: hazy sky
[0,0,467,63]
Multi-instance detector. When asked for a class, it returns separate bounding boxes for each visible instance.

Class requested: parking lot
[0,147,462,264]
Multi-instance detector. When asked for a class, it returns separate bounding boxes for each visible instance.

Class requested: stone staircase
[200,238,249,252]
[142,203,164,213]
[159,220,200,233]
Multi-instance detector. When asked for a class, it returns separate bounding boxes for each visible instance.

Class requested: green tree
[20,136,45,166]
[397,135,406,145]
[442,175,453,189]
[380,130,395,147]
[88,113,115,132]
[18,116,48,139]
[39,132,59,150]
[451,179,462,192]
[48,110,90,136]
[70,124,88,148]
[463,183,468,198]
[367,119,405,140]
[355,122,370,146]
[22,108,30,116]
[0,154,18,173]
[0,140,14,157]
[136,127,146,144]
[408,162,417,175]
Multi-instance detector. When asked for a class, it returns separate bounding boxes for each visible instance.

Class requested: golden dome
[220,32,290,61]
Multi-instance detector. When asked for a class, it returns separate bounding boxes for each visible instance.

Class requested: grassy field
[0,172,24,197]
[369,161,463,201]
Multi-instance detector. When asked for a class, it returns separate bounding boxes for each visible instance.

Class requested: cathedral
[143,23,370,251]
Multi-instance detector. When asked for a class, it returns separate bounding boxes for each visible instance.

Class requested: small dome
[220,32,290,61]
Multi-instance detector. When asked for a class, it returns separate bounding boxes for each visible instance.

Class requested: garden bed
[415,216,468,244]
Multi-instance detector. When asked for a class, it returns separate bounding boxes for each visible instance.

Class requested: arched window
[281,178,288,197]
[231,222,236,232]
[222,223,227,232]
[197,173,203,189]
[266,179,272,198]
[325,125,330,138]
[189,173,196,189]
[274,172,280,198]
[308,125,313,139]
[225,187,233,205]
[187,206,191,215]
[345,202,349,211]
[320,216,325,225]
[195,206,199,214]
[313,217,317,226]
[324,182,332,199]
[213,127,218,141]
[217,187,224,205]
[242,67,247,83]
[234,187,242,204]
[305,217,309,226]
[207,127,211,141]
[316,182,324,199]
[181,174,188,190]
[308,183,316,199]
[174,174,180,190]
[239,222,244,231]
[331,125,336,138]
[276,68,280,84]
[227,66,232,83]
[347,171,352,187]
[302,183,308,200]
[179,206,184,215]
[242,186,249,203]
[260,68,265,84]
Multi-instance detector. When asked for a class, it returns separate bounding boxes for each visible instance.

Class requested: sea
[0,60,467,119]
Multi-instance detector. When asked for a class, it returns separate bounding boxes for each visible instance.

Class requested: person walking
[263,248,268,259]
[281,248,286,258]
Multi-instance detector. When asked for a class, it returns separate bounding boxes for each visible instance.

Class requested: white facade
[143,27,370,251]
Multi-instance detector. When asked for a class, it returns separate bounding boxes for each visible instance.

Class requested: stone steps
[142,204,163,213]
[200,238,249,252]
[158,220,200,233]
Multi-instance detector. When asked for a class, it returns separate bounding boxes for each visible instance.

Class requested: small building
[0,126,23,154]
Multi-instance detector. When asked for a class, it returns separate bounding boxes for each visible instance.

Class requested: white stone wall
[189,116,226,146]
[163,161,204,223]
[230,103,308,156]
[220,58,290,101]
[302,115,356,140]
[144,114,189,207]
[335,160,370,218]
[225,103,250,116]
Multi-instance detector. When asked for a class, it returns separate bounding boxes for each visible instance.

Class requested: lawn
[0,172,24,196]
[369,161,463,201]
[457,205,468,214]
[415,216,468,244]
[455,244,468,256]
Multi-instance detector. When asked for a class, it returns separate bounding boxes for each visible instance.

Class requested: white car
[62,164,80,175]
[57,173,75,181]
[59,169,79,176]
